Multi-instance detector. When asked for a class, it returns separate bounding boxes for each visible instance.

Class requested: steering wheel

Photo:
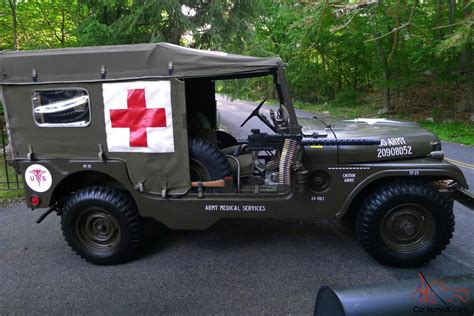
[240,97,269,128]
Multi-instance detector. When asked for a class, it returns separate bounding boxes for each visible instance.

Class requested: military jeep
[0,43,473,266]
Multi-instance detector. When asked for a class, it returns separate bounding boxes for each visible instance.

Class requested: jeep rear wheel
[61,187,144,265]
[357,180,454,268]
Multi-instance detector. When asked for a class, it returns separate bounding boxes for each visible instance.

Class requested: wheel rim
[75,208,121,253]
[380,203,435,254]
[190,158,211,181]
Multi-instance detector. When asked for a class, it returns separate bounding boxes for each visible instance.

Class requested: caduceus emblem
[29,169,46,187]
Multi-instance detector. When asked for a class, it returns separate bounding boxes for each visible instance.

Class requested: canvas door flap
[103,79,190,195]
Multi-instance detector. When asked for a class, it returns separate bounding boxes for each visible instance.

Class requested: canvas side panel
[102,79,190,195]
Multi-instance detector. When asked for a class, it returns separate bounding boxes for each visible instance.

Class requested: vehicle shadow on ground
[139,218,359,259]
[137,218,474,282]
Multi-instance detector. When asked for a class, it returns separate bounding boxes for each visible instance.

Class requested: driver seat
[188,112,218,146]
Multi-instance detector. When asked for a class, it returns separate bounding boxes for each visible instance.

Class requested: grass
[0,189,24,202]
[0,156,24,203]
[419,121,474,146]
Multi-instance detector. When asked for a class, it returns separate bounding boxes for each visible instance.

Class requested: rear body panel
[3,80,191,195]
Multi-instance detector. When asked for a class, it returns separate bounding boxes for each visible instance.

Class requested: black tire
[356,180,454,268]
[188,137,231,182]
[216,130,237,149]
[61,187,144,265]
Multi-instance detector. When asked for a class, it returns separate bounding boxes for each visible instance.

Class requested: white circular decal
[25,164,52,193]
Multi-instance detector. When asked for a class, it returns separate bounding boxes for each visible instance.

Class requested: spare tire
[216,130,237,149]
[188,137,231,182]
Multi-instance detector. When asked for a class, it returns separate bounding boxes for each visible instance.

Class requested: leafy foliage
[0,0,472,115]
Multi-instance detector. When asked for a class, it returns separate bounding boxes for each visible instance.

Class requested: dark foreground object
[314,274,474,316]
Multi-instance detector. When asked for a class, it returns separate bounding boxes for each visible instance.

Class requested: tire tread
[61,186,144,265]
[356,180,454,268]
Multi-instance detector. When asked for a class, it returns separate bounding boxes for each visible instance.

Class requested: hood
[300,117,440,163]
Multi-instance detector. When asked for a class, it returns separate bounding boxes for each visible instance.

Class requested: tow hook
[36,203,60,224]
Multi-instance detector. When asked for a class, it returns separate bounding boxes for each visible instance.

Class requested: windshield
[216,76,289,138]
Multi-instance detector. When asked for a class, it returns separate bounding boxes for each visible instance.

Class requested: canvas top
[0,43,284,85]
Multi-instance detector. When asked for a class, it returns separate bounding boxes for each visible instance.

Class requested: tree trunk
[448,0,456,34]
[60,6,66,47]
[466,40,473,112]
[463,0,473,112]
[374,31,392,113]
[352,64,358,91]
[435,0,443,40]
[165,9,183,45]
[8,0,18,50]
[388,0,401,63]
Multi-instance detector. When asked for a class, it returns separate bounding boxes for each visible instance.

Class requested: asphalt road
[1,97,473,314]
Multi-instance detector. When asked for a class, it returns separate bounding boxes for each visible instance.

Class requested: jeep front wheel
[61,187,144,265]
[356,180,454,268]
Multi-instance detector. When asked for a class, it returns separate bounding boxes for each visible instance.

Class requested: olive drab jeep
[0,43,473,266]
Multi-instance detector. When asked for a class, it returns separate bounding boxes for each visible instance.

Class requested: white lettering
[377,146,412,158]
[380,137,407,147]
[205,205,266,212]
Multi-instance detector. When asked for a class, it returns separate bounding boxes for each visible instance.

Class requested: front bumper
[437,181,474,210]
[452,187,474,210]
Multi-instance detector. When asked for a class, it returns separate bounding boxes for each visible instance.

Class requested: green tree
[76,0,262,51]
[0,0,82,50]
[0,0,471,118]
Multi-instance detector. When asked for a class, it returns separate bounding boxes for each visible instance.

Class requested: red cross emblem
[109,89,167,147]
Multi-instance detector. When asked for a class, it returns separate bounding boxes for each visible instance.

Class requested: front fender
[337,159,468,217]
